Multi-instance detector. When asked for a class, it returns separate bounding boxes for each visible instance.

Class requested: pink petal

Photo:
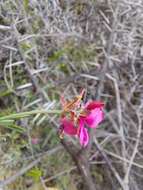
[61,118,77,135]
[85,108,104,128]
[85,101,104,111]
[78,119,89,147]
[31,138,39,145]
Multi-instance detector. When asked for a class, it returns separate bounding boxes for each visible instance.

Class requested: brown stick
[61,139,96,190]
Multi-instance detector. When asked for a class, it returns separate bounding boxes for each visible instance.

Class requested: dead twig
[94,137,126,190]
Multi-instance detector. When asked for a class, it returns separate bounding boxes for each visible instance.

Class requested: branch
[94,137,126,190]
[61,139,97,190]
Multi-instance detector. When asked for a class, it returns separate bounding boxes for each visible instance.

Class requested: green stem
[0,109,61,121]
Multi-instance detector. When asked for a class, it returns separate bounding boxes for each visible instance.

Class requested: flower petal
[61,118,77,135]
[78,119,89,147]
[31,138,39,145]
[85,101,104,111]
[85,108,104,128]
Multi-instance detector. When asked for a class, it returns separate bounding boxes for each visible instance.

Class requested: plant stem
[61,139,97,190]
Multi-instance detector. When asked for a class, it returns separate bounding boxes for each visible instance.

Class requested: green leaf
[0,90,12,97]
[0,110,61,121]
[20,42,32,52]
[0,119,14,125]
[48,50,64,62]
[0,124,26,133]
[26,167,43,182]
[6,124,26,133]
[24,0,29,10]
[57,62,69,74]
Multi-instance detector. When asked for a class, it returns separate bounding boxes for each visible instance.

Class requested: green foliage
[92,170,103,184]
[0,89,12,98]
[2,124,26,133]
[32,17,44,33]
[48,50,65,62]
[74,2,87,15]
[0,119,14,125]
[57,63,69,74]
[61,40,96,65]
[58,175,71,190]
[23,0,29,10]
[64,44,95,62]
[26,167,43,182]
[0,109,25,133]
[0,113,25,133]
[20,41,32,53]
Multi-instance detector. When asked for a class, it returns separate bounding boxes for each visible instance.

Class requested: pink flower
[61,118,77,135]
[78,118,89,147]
[81,101,104,128]
[31,138,39,145]
[60,100,104,147]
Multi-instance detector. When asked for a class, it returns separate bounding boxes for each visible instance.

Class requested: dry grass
[0,0,143,190]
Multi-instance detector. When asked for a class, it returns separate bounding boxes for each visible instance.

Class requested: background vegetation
[0,0,143,189]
